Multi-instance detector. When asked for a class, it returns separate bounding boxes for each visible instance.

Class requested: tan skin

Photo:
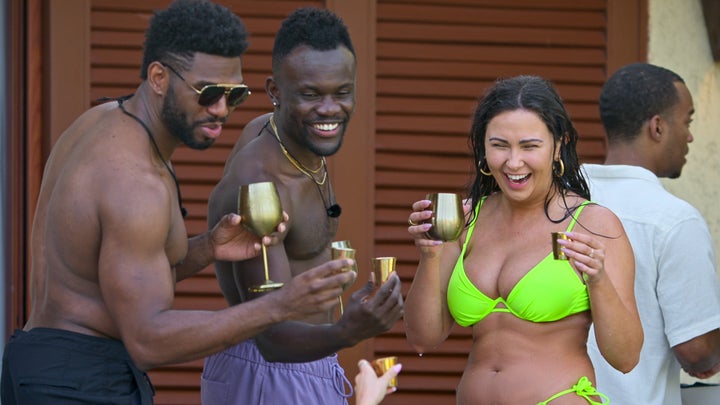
[24,52,356,371]
[209,45,403,363]
[605,81,720,379]
[404,110,642,403]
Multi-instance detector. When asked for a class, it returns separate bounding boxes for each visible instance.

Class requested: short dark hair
[140,0,249,79]
[271,7,355,73]
[599,63,684,144]
[469,75,590,219]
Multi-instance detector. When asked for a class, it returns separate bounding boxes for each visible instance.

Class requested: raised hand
[209,212,288,262]
[337,272,404,343]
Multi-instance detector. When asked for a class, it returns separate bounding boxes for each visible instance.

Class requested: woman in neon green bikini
[404,76,643,404]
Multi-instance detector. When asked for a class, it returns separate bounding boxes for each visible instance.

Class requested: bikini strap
[460,197,486,254]
[566,201,594,232]
[536,376,610,405]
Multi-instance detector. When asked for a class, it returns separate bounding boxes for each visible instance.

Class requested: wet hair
[140,0,249,78]
[271,7,355,73]
[599,63,684,144]
[468,75,590,222]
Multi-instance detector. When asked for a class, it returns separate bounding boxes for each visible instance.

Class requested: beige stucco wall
[648,0,720,385]
[649,0,720,272]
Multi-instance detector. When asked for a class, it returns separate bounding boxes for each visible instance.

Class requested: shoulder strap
[565,201,593,232]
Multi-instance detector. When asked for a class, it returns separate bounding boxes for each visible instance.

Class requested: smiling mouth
[313,122,340,132]
[506,173,530,183]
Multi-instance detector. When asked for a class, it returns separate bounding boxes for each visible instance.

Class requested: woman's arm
[404,199,462,352]
[561,206,643,372]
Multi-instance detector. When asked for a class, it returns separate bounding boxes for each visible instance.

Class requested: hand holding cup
[425,192,464,242]
[372,256,396,288]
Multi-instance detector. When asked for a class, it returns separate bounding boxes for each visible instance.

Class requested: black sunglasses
[162,63,250,107]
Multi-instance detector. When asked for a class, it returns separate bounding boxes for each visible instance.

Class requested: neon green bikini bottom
[536,376,609,405]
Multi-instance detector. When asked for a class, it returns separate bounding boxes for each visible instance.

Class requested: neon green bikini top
[447,199,591,326]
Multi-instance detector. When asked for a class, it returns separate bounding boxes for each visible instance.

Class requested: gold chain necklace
[269,114,327,185]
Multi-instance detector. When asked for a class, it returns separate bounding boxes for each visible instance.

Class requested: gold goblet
[425,192,464,242]
[331,246,358,315]
[371,356,399,388]
[238,181,284,292]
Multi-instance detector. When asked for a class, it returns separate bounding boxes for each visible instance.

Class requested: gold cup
[371,356,399,388]
[331,240,352,249]
[372,257,396,286]
[425,192,464,242]
[331,246,357,316]
[239,181,284,292]
[331,247,358,278]
[551,232,570,260]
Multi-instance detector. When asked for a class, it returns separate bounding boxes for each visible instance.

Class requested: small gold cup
[331,246,357,316]
[551,232,570,260]
[372,257,396,286]
[371,356,399,388]
[331,240,352,249]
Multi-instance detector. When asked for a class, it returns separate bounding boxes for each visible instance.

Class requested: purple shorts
[201,340,352,405]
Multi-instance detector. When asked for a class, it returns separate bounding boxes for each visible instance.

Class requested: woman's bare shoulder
[577,200,626,235]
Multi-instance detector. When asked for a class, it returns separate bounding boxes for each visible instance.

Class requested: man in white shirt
[583,63,720,405]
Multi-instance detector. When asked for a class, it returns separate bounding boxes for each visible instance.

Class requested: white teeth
[314,123,339,131]
[507,174,528,181]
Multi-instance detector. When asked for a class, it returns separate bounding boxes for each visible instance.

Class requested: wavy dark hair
[468,75,590,223]
[140,0,249,78]
[271,7,355,74]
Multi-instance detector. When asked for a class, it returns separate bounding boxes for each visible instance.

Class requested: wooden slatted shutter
[374,1,608,404]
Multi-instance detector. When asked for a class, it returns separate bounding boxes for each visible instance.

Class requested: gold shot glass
[371,256,396,286]
[331,240,352,250]
[331,246,357,316]
[551,232,570,260]
[371,356,399,388]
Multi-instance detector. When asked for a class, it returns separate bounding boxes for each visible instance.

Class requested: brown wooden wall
[12,0,647,404]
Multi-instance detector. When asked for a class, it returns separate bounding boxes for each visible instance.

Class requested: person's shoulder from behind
[581,163,703,225]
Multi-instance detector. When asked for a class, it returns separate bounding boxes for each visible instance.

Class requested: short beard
[161,87,214,150]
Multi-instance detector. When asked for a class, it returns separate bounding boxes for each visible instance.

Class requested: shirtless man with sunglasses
[0,2,354,404]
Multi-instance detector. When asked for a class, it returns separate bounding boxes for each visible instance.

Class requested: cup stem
[262,244,270,281]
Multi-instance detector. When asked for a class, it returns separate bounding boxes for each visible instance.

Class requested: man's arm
[660,216,720,379]
[674,329,720,378]
[98,172,354,370]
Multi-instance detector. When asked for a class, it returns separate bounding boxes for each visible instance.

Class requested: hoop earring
[553,159,565,177]
[478,160,492,176]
